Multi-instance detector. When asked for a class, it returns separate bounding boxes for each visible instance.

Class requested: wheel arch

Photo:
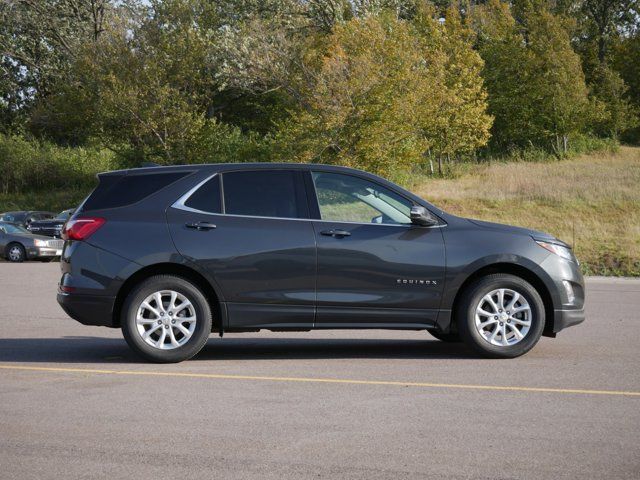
[112,262,225,332]
[448,262,556,337]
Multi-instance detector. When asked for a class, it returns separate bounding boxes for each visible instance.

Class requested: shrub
[0,134,117,195]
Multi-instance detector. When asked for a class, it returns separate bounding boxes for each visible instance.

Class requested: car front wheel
[121,275,212,363]
[457,274,545,358]
[6,243,26,262]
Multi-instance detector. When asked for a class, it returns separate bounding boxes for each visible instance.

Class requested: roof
[99,162,368,177]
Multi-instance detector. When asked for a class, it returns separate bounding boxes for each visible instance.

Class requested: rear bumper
[57,292,116,327]
[552,307,585,333]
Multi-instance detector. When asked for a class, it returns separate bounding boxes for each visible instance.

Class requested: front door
[167,169,317,330]
[310,171,446,328]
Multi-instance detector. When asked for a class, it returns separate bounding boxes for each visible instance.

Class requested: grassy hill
[412,146,640,276]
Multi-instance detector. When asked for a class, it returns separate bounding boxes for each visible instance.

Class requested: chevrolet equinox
[57,164,585,362]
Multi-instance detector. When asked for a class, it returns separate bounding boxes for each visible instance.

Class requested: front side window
[1,223,29,234]
[223,170,308,219]
[312,172,412,225]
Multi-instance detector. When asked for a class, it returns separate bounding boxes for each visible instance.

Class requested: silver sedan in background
[0,222,64,262]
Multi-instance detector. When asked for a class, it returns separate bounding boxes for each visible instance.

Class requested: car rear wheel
[457,274,545,358]
[121,275,212,363]
[6,243,26,262]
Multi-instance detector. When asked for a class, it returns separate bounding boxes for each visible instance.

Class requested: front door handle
[185,221,217,231]
[320,229,351,238]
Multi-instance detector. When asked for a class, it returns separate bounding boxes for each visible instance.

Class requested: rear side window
[83,172,190,211]
[222,170,308,219]
[184,175,222,213]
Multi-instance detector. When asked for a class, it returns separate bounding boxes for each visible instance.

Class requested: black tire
[457,274,545,358]
[121,275,212,363]
[6,243,26,262]
[427,329,461,343]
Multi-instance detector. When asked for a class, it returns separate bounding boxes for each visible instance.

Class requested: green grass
[411,146,640,276]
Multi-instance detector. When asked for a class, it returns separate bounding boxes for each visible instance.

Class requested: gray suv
[57,164,585,362]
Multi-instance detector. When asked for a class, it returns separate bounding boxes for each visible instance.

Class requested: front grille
[46,239,64,249]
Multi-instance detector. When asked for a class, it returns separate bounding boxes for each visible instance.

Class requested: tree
[37,0,226,162]
[589,64,637,139]
[474,0,589,153]
[526,3,590,153]
[0,0,114,131]
[473,0,536,148]
[272,10,491,177]
[580,0,639,64]
[416,6,492,171]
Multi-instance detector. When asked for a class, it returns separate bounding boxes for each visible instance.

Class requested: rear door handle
[320,229,351,238]
[185,221,217,231]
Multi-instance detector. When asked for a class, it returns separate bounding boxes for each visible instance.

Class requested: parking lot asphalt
[0,263,639,480]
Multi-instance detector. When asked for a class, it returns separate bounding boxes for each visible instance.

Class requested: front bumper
[57,292,116,327]
[27,247,62,259]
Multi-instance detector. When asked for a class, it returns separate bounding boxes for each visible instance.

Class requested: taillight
[62,217,106,241]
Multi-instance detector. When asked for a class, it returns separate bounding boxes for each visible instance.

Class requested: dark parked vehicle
[27,209,74,237]
[1,222,64,262]
[0,211,55,229]
[57,164,585,362]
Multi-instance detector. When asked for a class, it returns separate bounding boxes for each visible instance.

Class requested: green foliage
[0,0,116,132]
[612,34,640,143]
[272,9,491,178]
[0,0,638,182]
[475,0,590,153]
[588,65,638,139]
[0,134,116,195]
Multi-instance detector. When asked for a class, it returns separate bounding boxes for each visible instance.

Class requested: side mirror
[410,205,438,227]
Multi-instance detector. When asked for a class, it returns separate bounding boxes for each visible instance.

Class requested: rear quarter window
[183,175,222,214]
[83,172,190,211]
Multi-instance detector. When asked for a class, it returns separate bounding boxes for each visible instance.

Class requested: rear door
[166,169,317,330]
[309,171,446,328]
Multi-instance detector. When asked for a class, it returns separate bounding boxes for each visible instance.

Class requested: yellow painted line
[1,364,639,397]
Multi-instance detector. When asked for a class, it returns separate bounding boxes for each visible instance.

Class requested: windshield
[0,212,25,223]
[0,223,29,234]
[55,210,72,220]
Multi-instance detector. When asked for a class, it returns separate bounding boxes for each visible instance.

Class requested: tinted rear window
[83,172,190,211]
[222,170,308,219]
[184,175,222,213]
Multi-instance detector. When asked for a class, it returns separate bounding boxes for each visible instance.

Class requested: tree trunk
[437,156,443,176]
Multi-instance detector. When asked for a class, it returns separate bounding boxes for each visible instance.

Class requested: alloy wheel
[474,288,532,347]
[135,290,197,350]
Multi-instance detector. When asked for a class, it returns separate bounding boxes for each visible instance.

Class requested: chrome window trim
[174,210,445,228]
[171,171,446,228]
[171,173,221,215]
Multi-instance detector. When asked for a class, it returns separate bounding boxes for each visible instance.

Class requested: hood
[466,218,566,245]
[28,219,65,228]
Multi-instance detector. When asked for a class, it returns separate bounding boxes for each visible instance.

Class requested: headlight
[536,240,574,262]
[34,239,48,247]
